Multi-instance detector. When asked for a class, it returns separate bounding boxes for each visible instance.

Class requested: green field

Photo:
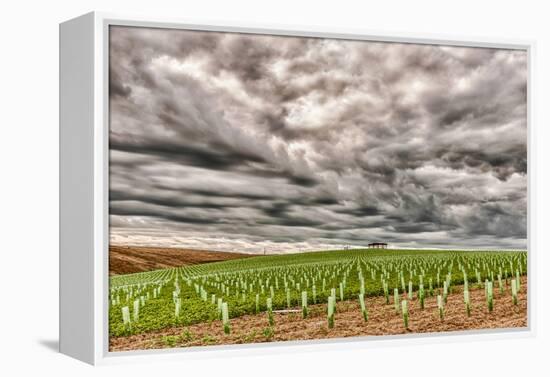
[109,248,527,337]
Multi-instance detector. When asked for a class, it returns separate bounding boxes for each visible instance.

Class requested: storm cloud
[109,26,527,253]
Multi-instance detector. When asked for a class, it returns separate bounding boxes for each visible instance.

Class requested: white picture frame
[59,11,535,365]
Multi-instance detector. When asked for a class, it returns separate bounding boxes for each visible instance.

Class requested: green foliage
[162,335,178,347]
[201,335,216,344]
[181,328,194,342]
[109,248,527,337]
[263,327,274,340]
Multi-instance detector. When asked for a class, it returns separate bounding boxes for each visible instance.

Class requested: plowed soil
[110,276,528,351]
[109,245,252,275]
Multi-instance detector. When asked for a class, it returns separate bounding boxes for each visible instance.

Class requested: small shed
[368,242,388,249]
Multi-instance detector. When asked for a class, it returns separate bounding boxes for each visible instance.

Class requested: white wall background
[0,0,548,375]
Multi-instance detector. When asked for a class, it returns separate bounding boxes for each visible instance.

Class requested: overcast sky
[108,26,527,253]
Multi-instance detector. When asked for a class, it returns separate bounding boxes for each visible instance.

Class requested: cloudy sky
[108,26,527,253]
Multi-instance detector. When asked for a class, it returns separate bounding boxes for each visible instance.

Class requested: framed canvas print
[60,12,533,365]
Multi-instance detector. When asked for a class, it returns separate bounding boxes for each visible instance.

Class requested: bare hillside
[109,245,252,275]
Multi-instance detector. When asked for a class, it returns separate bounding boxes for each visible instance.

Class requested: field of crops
[109,248,527,342]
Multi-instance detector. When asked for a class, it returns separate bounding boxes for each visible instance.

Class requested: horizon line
[109,243,528,255]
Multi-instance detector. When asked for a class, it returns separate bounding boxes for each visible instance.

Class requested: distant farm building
[368,242,388,249]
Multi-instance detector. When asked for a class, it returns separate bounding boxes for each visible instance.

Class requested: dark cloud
[110,201,223,225]
[108,26,528,252]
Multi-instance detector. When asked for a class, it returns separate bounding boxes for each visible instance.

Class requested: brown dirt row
[109,245,253,275]
[110,276,528,351]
